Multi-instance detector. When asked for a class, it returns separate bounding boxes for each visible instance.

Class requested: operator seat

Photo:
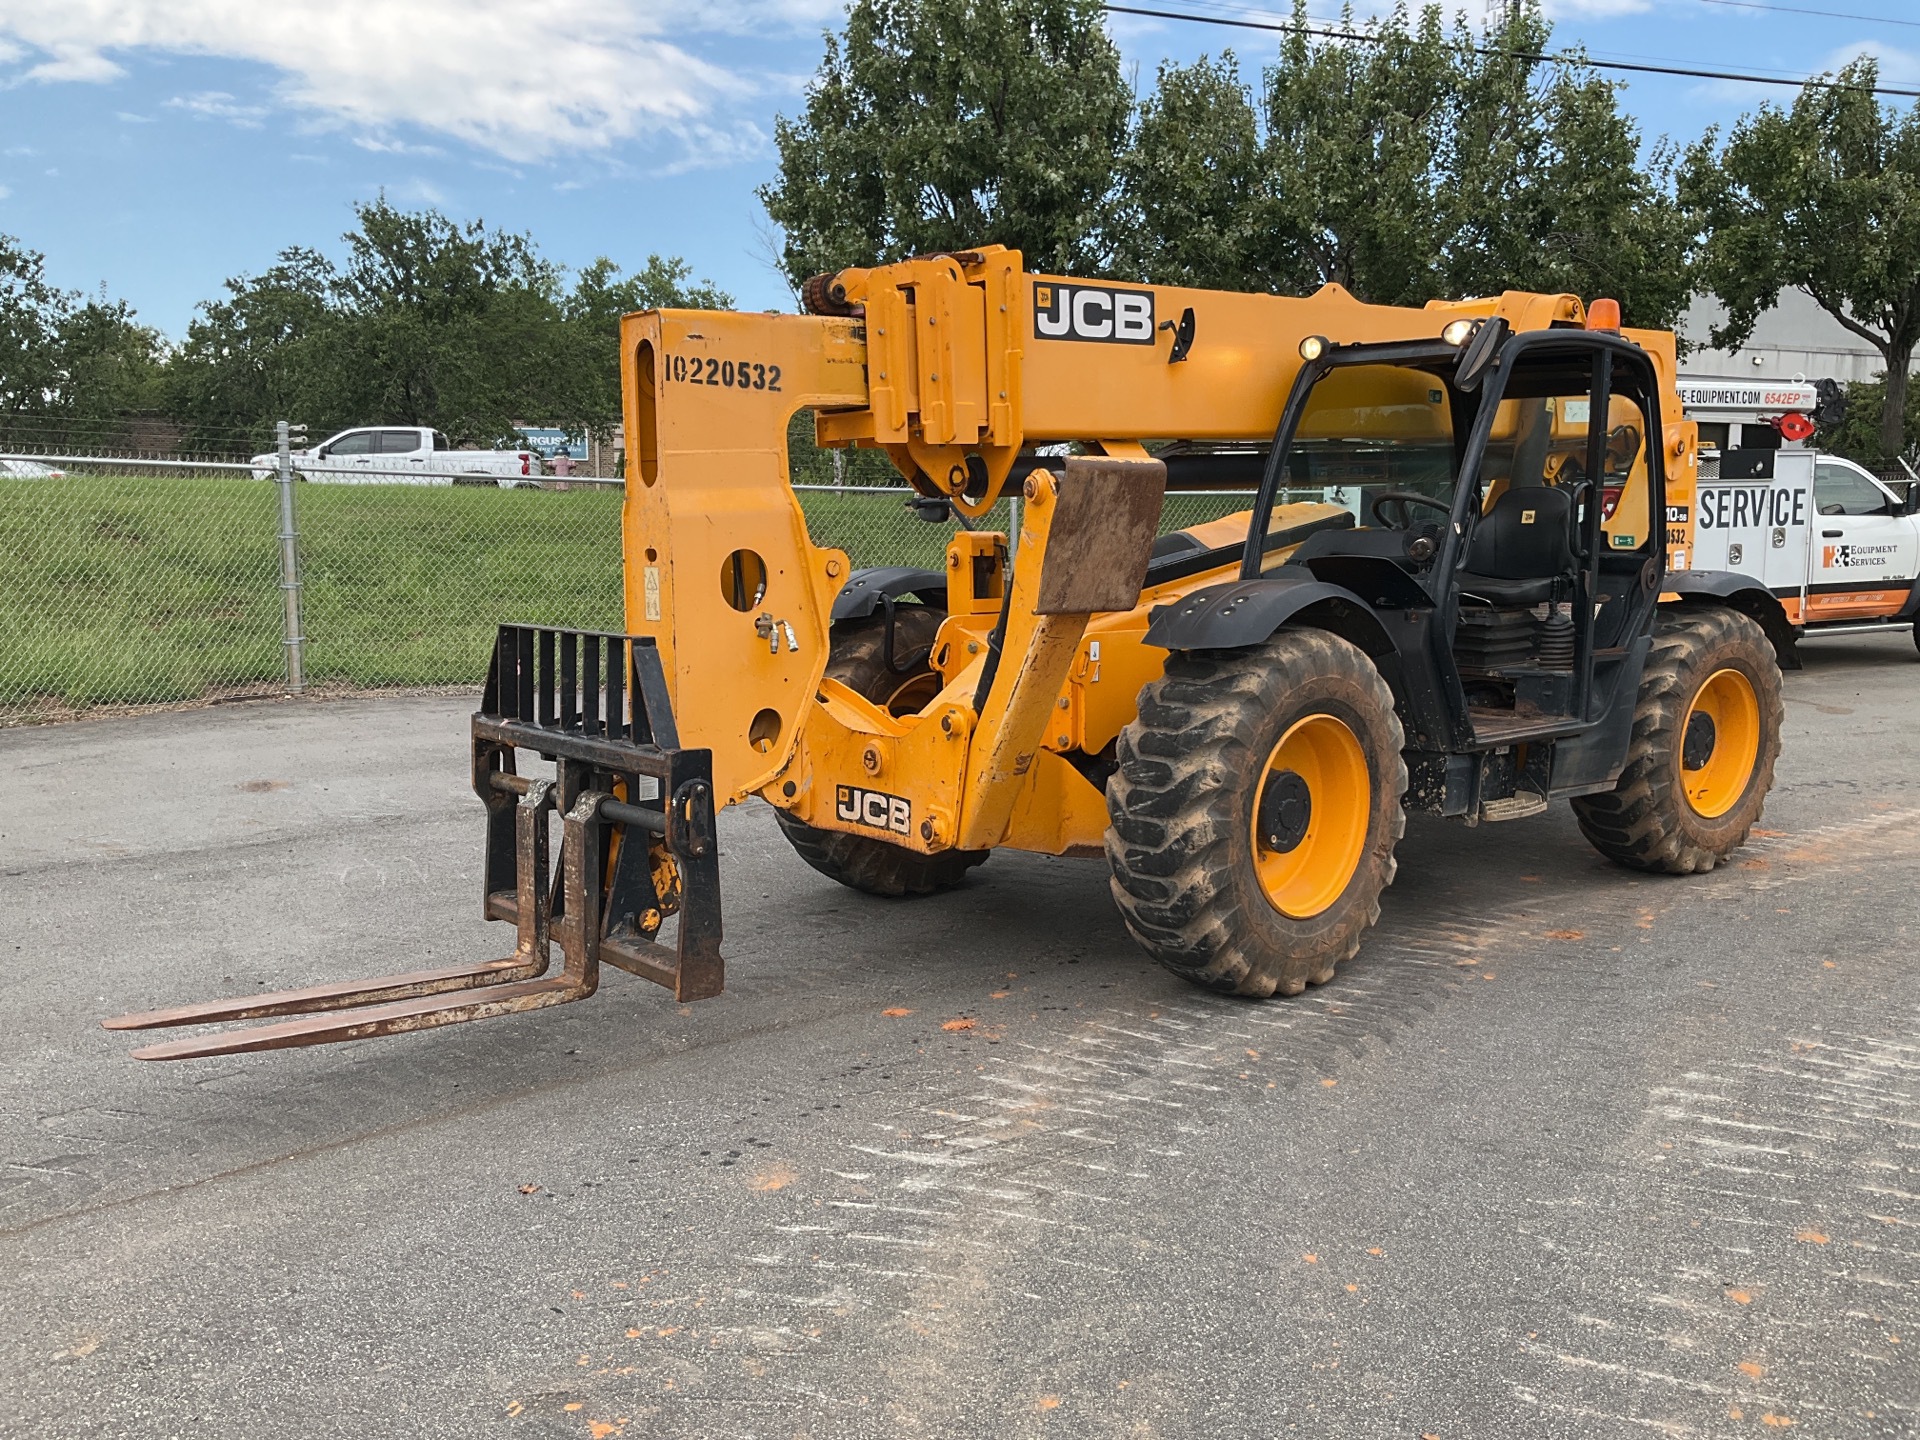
[1457,484,1575,606]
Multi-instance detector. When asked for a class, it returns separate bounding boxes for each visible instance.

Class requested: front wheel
[1105,629,1408,997]
[1572,607,1783,874]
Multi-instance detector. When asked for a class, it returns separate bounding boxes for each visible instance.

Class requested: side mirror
[1900,479,1920,516]
[1454,317,1510,394]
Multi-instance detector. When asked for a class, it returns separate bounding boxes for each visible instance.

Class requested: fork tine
[102,956,539,1030]
[127,971,598,1061]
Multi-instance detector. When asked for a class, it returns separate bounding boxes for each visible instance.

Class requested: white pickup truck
[250,426,542,487]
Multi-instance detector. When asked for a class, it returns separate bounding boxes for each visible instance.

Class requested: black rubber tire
[1105,629,1408,997]
[1571,607,1783,874]
[773,607,989,898]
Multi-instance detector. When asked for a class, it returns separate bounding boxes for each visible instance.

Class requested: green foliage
[1682,57,1920,462]
[1113,3,1690,326]
[761,0,1131,285]
[166,201,731,453]
[0,236,166,449]
[1822,375,1920,466]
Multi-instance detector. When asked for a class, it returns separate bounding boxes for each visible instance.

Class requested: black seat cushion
[1457,572,1556,605]
[1458,484,1573,605]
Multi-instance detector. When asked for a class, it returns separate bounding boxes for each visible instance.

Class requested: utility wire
[1103,3,1920,99]
[1693,0,1920,30]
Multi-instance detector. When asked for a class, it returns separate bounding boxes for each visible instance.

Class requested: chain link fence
[0,445,1262,723]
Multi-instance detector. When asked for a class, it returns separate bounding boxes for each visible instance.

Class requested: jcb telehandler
[110,247,1789,1059]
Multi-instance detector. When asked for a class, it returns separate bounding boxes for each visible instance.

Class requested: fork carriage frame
[105,625,722,1060]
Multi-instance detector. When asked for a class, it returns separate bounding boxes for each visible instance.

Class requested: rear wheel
[1106,629,1408,997]
[1572,607,1782,873]
[774,607,989,897]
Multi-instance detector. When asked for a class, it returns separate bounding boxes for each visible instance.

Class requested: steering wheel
[1370,490,1452,530]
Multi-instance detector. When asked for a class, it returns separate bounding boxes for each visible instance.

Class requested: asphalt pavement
[1,634,1915,1438]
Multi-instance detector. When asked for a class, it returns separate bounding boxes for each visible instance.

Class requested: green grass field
[0,474,1255,714]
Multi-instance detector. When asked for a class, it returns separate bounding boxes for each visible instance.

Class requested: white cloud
[0,184,11,199]
[1543,0,1652,16]
[113,110,150,123]
[353,137,443,157]
[1819,38,1920,88]
[0,1,819,162]
[165,90,267,126]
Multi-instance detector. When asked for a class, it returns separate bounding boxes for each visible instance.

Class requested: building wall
[1680,288,1886,385]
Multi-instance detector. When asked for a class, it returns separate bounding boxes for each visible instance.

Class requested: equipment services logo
[1823,542,1899,569]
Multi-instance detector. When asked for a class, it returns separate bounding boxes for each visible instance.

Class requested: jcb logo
[837,785,911,835]
[1033,282,1155,344]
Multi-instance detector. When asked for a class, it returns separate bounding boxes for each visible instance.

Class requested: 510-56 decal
[665,353,782,391]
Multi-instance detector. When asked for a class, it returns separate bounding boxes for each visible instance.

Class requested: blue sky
[2,1,1917,339]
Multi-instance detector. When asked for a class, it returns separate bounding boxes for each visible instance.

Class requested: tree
[761,0,1131,286]
[1683,57,1920,463]
[0,237,72,439]
[561,255,732,435]
[1440,16,1690,327]
[1823,374,1920,465]
[1113,2,1690,327]
[0,236,165,450]
[168,205,728,449]
[168,247,338,453]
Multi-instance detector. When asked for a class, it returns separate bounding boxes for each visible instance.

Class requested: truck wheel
[1572,607,1783,874]
[1105,629,1408,997]
[773,607,989,897]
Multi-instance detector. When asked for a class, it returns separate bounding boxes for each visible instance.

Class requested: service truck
[250,426,544,487]
[1674,378,1920,654]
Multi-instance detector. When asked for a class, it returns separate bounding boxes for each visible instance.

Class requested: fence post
[275,420,307,694]
[1007,492,1020,562]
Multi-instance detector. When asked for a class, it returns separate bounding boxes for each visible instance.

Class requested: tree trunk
[1882,348,1912,466]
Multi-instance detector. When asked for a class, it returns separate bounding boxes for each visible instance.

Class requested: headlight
[1298,335,1327,362]
[1442,319,1475,346]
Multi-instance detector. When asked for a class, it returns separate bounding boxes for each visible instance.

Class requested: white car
[249,426,543,487]
[0,457,67,479]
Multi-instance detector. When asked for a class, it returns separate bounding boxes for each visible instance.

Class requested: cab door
[378,429,427,477]
[1806,457,1919,621]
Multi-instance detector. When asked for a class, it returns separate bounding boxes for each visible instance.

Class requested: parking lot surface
[2,636,1916,1438]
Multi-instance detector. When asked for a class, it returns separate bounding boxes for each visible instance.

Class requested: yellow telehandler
[109,247,1789,1059]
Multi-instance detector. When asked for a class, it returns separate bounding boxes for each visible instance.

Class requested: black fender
[1144,572,1396,657]
[830,566,949,622]
[1661,570,1801,670]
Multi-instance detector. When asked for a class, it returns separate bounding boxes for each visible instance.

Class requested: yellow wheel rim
[1250,714,1371,919]
[1681,667,1761,819]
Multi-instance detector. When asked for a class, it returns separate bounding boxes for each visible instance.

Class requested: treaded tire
[1105,629,1408,997]
[1571,607,1783,874]
[773,607,989,898]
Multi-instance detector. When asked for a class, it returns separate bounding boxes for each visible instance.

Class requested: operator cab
[1248,325,1667,754]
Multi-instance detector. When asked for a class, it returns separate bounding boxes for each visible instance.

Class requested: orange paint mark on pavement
[882,1007,913,1017]
[942,1017,976,1031]
[750,1163,797,1193]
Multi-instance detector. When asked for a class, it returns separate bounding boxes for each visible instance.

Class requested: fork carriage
[106,626,722,1060]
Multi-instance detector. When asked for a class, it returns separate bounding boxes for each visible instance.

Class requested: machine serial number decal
[836,785,912,835]
[667,353,782,391]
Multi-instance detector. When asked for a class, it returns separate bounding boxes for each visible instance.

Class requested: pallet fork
[104,626,723,1060]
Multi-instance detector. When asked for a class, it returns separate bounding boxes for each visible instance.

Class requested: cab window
[326,431,373,456]
[1814,461,1891,517]
[1264,363,1457,540]
[379,429,422,454]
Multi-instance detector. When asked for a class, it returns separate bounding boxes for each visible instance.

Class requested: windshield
[1262,362,1457,545]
